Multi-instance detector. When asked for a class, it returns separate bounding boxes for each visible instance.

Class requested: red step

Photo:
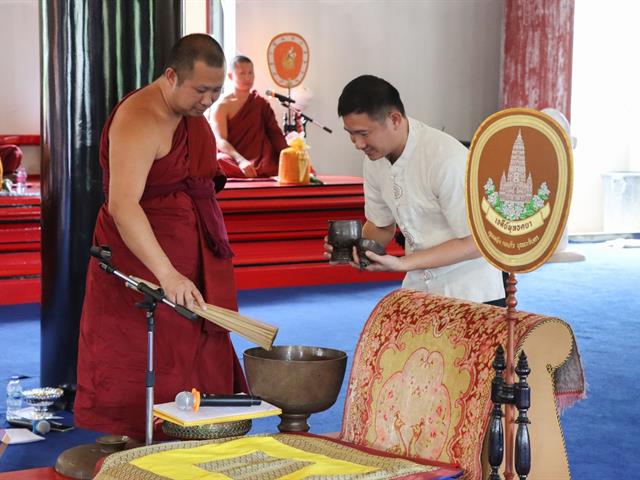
[0,224,41,249]
[0,277,40,305]
[0,251,40,277]
[234,262,403,290]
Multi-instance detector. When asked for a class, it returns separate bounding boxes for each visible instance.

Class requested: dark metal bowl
[356,238,387,268]
[244,346,347,432]
[327,219,362,263]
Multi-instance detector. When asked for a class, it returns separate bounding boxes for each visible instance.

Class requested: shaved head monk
[212,55,287,178]
[75,34,247,440]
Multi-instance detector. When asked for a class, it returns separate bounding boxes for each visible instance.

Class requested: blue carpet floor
[1,241,639,478]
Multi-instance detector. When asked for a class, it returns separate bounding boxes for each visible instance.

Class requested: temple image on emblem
[282,46,297,70]
[483,130,551,222]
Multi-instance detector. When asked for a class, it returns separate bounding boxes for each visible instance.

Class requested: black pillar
[40,0,182,388]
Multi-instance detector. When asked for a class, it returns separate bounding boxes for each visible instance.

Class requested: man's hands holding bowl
[323,236,402,272]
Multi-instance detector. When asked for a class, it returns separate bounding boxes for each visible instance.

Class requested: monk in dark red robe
[212,56,287,178]
[75,35,247,440]
[0,144,23,173]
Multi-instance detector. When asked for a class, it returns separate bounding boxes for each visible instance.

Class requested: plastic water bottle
[6,375,23,421]
[15,165,27,195]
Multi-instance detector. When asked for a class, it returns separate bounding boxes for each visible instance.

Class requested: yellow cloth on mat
[95,433,449,479]
[131,436,377,479]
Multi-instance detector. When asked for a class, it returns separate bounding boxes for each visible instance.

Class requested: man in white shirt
[330,74,505,305]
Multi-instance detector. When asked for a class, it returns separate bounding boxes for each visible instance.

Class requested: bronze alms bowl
[243,346,347,433]
[327,219,362,263]
[55,435,137,479]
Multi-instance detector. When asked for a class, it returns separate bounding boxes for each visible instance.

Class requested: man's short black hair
[231,55,253,70]
[166,34,225,81]
[337,75,406,121]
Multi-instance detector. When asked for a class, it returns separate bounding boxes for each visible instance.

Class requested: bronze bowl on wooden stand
[243,345,347,433]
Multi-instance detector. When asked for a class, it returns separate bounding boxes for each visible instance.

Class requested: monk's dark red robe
[75,94,247,440]
[217,90,287,178]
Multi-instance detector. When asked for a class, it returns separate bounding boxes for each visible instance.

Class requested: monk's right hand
[158,269,207,311]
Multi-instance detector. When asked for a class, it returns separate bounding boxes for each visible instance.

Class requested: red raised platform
[0,181,41,305]
[218,176,404,289]
[0,176,404,305]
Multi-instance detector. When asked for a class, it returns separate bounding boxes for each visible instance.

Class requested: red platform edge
[0,134,40,146]
[234,262,403,290]
[0,467,65,479]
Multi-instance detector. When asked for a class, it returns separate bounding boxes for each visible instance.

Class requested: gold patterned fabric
[95,434,461,479]
[338,289,584,479]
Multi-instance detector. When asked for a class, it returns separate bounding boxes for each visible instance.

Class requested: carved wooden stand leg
[514,352,531,479]
[489,345,507,480]
[488,346,532,480]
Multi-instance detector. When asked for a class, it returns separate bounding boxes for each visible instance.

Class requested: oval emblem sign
[466,108,573,273]
[266,33,309,89]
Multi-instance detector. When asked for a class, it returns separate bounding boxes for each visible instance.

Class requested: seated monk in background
[212,55,287,178]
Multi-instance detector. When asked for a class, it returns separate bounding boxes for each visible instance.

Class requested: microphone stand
[279,100,333,135]
[89,246,197,446]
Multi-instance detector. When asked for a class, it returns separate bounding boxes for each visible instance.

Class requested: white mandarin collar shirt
[363,118,504,303]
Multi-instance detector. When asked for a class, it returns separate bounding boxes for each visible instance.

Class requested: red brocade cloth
[338,289,585,479]
[75,100,247,440]
[217,90,287,178]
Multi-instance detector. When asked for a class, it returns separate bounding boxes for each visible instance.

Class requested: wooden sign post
[466,109,573,479]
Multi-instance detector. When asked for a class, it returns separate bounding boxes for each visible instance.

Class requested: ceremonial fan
[131,277,277,350]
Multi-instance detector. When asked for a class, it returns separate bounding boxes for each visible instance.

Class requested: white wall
[234,0,504,175]
[0,0,40,174]
[0,0,505,179]
[570,1,640,233]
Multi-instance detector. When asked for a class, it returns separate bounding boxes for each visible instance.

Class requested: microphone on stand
[90,245,112,261]
[265,90,295,103]
[175,388,262,412]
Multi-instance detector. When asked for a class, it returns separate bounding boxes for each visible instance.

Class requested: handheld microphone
[175,388,262,412]
[265,90,295,103]
[8,418,51,435]
[32,419,51,435]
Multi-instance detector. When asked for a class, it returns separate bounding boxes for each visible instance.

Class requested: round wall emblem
[266,33,309,89]
[466,108,573,273]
